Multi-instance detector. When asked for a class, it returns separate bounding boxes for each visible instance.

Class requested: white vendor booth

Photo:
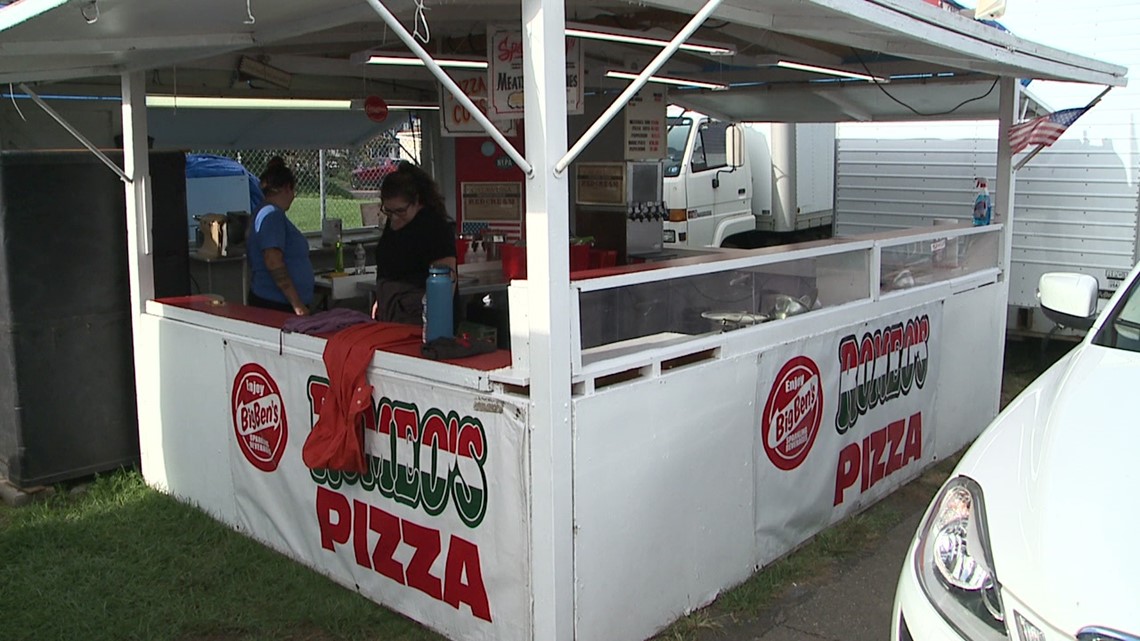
[0,1,1124,641]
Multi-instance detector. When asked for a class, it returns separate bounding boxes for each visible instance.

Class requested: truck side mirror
[1038,272,1098,330]
[725,124,745,168]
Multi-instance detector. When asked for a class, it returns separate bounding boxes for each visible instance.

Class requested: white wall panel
[137,314,239,525]
[572,357,758,641]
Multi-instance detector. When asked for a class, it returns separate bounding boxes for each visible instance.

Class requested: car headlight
[915,476,1007,639]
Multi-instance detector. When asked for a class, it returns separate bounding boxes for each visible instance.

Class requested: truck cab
[663,113,758,249]
[663,111,835,250]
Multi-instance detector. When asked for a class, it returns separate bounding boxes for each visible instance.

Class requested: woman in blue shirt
[246,157,314,315]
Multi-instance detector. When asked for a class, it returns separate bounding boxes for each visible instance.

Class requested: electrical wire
[413,0,430,44]
[850,48,999,117]
[244,0,255,25]
[8,83,27,122]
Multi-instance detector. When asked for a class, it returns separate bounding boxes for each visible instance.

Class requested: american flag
[1009,107,1089,154]
[461,221,524,241]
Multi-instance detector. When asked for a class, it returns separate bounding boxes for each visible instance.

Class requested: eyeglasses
[381,203,411,216]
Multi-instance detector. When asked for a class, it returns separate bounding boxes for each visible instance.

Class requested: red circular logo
[762,356,823,471]
[231,363,288,472]
[363,95,389,123]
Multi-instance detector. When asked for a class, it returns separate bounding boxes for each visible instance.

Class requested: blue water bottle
[424,265,454,342]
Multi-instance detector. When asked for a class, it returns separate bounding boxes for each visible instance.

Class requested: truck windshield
[1093,272,1140,352]
[665,117,692,177]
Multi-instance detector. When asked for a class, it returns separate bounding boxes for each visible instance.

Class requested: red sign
[232,363,288,472]
[762,356,823,471]
[364,95,389,123]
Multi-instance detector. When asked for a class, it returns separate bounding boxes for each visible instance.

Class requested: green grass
[288,196,380,233]
[0,471,444,641]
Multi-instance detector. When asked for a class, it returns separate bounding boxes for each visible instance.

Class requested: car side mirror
[725,124,745,169]
[1037,272,1098,330]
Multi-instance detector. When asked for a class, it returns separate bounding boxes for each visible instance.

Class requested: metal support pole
[121,71,157,465]
[522,0,573,637]
[996,77,1018,281]
[554,0,724,175]
[18,83,131,184]
[993,77,1018,414]
[319,148,328,226]
[361,0,533,177]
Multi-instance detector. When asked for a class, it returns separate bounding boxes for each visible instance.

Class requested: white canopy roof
[0,0,1124,125]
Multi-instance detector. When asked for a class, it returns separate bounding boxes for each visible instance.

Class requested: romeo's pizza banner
[753,302,943,562]
[225,340,531,641]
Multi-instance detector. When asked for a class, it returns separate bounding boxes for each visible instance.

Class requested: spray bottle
[972,177,992,226]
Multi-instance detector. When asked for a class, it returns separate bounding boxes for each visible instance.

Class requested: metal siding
[836,138,1140,308]
[837,2,1140,315]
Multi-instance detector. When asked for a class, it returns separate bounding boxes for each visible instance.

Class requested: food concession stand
[0,1,1125,640]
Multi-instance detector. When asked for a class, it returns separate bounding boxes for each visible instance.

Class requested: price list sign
[624,87,666,160]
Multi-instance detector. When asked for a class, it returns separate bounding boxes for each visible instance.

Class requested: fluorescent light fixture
[237,56,292,89]
[365,55,488,70]
[388,103,440,111]
[348,99,440,111]
[605,70,727,91]
[776,60,888,83]
[146,95,442,111]
[0,0,68,31]
[145,96,352,110]
[566,23,735,56]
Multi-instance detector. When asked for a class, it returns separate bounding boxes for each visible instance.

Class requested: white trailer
[663,112,835,249]
[834,137,1140,334]
[834,0,1140,336]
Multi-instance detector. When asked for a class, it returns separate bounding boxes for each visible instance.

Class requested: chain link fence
[194,118,422,233]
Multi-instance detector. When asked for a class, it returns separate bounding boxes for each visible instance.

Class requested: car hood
[958,343,1140,635]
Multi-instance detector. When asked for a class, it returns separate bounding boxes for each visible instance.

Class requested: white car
[892,265,1140,641]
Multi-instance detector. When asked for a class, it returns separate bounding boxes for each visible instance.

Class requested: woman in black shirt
[371,162,457,324]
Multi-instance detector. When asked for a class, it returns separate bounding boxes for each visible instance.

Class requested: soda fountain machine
[574,161,668,264]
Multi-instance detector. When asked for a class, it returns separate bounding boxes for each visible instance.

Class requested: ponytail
[259,155,296,195]
[380,161,447,216]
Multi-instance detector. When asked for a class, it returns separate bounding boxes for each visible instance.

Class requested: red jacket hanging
[302,322,420,472]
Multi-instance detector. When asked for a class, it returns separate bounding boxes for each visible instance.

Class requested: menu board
[487,25,585,119]
[462,182,524,221]
[575,163,625,205]
[624,87,667,160]
[441,70,517,137]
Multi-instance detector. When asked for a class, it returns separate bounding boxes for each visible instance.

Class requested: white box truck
[662,112,836,249]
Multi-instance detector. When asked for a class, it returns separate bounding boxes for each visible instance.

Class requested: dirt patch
[1000,336,1078,408]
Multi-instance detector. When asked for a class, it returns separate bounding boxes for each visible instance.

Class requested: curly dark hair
[380,161,447,216]
[259,156,296,195]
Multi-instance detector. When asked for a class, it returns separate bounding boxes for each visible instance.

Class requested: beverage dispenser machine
[574,161,667,263]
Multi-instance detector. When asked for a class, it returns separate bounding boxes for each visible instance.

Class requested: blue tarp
[185,154,264,213]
